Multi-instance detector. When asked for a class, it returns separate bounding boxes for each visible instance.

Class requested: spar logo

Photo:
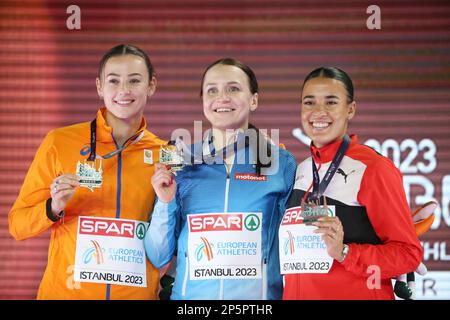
[195,237,214,262]
[244,214,260,231]
[82,240,105,265]
[79,217,146,239]
[281,207,304,225]
[281,206,334,225]
[189,214,242,232]
[283,231,295,255]
[135,223,146,240]
[189,213,260,232]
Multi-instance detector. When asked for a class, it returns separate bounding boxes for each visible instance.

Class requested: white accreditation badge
[143,149,153,164]
[187,212,262,280]
[279,205,335,274]
[74,216,148,287]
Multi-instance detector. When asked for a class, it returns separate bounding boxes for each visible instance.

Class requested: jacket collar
[310,134,357,163]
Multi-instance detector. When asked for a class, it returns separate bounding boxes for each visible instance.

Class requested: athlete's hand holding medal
[153,140,187,204]
[312,213,346,263]
[49,174,80,219]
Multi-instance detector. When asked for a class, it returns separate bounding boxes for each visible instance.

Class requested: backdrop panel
[0,0,449,299]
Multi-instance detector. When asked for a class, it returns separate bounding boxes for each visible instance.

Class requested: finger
[328,217,343,229]
[55,183,78,192]
[152,170,173,183]
[155,168,173,178]
[50,183,59,194]
[62,173,80,180]
[160,174,175,187]
[55,173,80,182]
[51,184,77,196]
[153,175,172,188]
[55,177,80,187]
[314,227,340,240]
[321,233,336,244]
[63,174,81,183]
[154,163,169,172]
[312,221,338,232]
[51,187,75,201]
[317,216,338,223]
[314,219,342,233]
[320,216,343,228]
[56,189,76,200]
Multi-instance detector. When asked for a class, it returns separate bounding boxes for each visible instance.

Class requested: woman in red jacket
[279,67,422,299]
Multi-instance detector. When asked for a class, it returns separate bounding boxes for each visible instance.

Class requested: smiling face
[301,77,356,148]
[202,64,258,131]
[96,54,156,124]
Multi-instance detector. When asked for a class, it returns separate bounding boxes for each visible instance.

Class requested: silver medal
[301,197,331,225]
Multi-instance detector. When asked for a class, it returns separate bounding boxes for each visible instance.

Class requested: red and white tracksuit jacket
[282,135,422,300]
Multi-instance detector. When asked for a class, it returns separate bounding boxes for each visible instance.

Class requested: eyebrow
[106,73,143,77]
[302,95,340,100]
[205,81,242,86]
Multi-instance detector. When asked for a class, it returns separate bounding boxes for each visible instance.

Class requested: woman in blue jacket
[144,58,296,300]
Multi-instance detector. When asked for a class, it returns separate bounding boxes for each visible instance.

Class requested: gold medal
[159,140,186,175]
[76,159,103,192]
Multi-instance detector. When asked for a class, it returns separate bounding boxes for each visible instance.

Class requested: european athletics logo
[195,237,214,262]
[283,230,295,255]
[82,240,104,264]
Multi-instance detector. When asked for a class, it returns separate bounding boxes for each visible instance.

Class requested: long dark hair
[302,67,354,103]
[98,44,155,80]
[200,58,271,175]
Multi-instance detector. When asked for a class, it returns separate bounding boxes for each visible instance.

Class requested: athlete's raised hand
[50,174,80,217]
[152,163,176,203]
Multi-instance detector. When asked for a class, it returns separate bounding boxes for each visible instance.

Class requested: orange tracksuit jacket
[9,108,166,300]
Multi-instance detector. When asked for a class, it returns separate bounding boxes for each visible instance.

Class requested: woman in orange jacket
[8,44,166,299]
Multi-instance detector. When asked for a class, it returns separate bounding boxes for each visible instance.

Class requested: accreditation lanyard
[308,134,351,202]
[87,119,145,161]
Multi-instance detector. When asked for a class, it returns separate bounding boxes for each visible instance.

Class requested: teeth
[215,108,233,113]
[312,122,330,128]
[116,100,133,105]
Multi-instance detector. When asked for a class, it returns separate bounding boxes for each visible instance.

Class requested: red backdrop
[1,0,449,299]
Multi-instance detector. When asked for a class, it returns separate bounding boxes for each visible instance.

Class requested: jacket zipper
[262,257,267,300]
[106,135,123,300]
[219,165,231,300]
[182,252,189,297]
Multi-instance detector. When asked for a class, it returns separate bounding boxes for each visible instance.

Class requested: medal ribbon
[308,134,351,201]
[202,130,247,164]
[87,119,145,161]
